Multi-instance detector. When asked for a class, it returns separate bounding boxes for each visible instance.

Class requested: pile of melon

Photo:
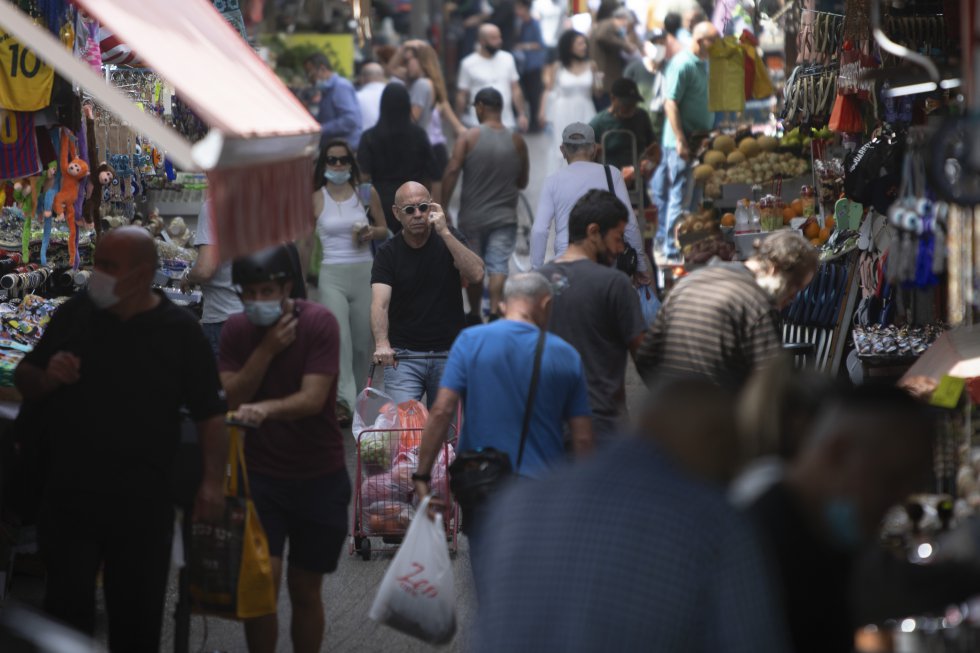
[694,135,810,199]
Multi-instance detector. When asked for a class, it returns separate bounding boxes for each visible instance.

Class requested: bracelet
[411,472,432,483]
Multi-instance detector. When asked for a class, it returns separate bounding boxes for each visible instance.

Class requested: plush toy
[12,178,36,262]
[39,164,57,266]
[53,131,89,269]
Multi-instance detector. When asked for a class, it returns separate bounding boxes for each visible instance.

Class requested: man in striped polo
[635,230,818,390]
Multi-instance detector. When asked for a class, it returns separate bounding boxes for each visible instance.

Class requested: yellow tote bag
[189,425,277,620]
[708,36,746,112]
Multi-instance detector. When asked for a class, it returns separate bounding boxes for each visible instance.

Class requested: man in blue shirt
[413,272,592,577]
[304,53,363,149]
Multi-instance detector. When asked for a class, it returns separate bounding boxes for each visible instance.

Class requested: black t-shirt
[358,124,437,233]
[21,291,227,499]
[371,228,467,351]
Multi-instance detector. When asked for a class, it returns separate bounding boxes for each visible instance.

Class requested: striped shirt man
[636,261,782,389]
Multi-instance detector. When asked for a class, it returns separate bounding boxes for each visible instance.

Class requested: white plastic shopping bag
[368,496,456,644]
[352,386,399,443]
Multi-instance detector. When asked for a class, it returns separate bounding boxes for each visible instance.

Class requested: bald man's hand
[428,203,451,238]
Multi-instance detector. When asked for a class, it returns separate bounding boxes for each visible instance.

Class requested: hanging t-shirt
[0,31,54,111]
[0,110,40,181]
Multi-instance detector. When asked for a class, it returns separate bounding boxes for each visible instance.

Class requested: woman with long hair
[357,83,437,233]
[539,30,600,170]
[310,138,387,422]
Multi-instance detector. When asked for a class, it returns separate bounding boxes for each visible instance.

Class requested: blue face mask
[324,169,351,185]
[824,498,864,551]
[244,300,283,327]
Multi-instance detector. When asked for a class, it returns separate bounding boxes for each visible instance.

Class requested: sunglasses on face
[325,155,353,166]
[399,202,431,215]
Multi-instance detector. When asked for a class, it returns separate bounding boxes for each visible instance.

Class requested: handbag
[604,165,639,276]
[448,328,546,529]
[188,425,277,620]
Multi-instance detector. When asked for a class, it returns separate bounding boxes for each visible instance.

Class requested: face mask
[87,269,121,309]
[823,498,864,551]
[244,300,283,327]
[325,169,351,185]
[648,44,666,62]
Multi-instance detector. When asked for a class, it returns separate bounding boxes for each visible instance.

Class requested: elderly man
[456,23,529,131]
[531,122,649,278]
[14,227,227,651]
[371,182,485,406]
[636,230,818,390]
[414,272,592,590]
[441,87,529,324]
[305,52,363,149]
[661,21,718,259]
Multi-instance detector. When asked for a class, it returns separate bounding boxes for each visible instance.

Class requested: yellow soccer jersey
[0,31,54,111]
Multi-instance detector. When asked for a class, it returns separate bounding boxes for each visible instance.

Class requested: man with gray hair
[531,122,649,280]
[414,272,593,580]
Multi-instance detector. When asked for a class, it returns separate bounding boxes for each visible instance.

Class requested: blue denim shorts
[462,224,517,276]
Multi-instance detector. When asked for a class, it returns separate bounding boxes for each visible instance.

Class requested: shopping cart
[350,354,461,561]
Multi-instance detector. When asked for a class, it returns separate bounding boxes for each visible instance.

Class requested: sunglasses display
[399,203,431,215]
[326,156,353,166]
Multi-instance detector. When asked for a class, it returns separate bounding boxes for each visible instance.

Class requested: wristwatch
[411,472,431,483]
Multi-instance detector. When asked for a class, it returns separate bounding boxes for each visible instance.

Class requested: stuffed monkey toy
[53,131,89,269]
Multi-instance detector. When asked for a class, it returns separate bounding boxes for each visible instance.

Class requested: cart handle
[366,353,450,386]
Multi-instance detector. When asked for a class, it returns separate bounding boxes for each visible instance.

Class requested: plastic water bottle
[734,199,752,235]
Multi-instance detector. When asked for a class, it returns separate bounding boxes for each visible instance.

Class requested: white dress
[548,66,597,171]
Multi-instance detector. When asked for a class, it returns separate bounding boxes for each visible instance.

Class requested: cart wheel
[358,537,372,561]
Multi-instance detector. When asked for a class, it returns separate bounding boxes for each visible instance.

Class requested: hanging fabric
[739,30,774,100]
[708,36,746,112]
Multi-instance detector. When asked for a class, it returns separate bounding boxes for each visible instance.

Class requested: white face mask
[87,269,121,309]
[645,42,666,63]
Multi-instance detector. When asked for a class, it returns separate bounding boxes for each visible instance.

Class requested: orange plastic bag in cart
[397,400,429,451]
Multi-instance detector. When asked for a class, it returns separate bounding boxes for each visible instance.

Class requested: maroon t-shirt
[219,300,343,478]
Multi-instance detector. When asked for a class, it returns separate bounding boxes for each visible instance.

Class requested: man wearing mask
[219,245,348,653]
[538,189,647,446]
[456,23,530,131]
[15,227,227,651]
[636,230,817,390]
[661,21,718,260]
[305,52,363,149]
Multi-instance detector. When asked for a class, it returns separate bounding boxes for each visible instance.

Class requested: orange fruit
[803,221,820,239]
[824,215,835,229]
[810,238,822,246]
[783,213,794,225]
[818,227,831,242]
[721,212,736,227]
[782,207,795,221]
[791,198,803,216]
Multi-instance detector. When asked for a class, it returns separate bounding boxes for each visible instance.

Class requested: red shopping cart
[350,355,461,560]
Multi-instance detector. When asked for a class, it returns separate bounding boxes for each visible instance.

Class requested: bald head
[478,23,503,54]
[362,62,385,83]
[99,226,159,269]
[691,21,719,59]
[394,181,430,206]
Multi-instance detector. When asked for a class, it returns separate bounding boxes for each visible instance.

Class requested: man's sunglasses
[325,155,353,166]
[398,202,431,215]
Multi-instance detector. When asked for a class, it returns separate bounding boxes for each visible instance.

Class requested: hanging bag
[368,495,457,643]
[188,424,277,620]
[604,165,639,276]
[448,328,546,531]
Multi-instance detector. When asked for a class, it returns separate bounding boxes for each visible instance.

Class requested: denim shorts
[462,224,517,276]
[249,467,351,574]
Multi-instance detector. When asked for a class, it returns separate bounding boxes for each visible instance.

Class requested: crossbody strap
[515,327,548,472]
[603,164,614,194]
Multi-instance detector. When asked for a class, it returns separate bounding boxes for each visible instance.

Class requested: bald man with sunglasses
[370,181,485,407]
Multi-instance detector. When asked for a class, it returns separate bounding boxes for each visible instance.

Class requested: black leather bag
[448,328,546,529]
[603,164,639,276]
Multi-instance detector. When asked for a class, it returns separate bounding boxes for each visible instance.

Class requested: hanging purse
[603,165,639,276]
[448,328,546,533]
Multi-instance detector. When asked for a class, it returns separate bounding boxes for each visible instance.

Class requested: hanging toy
[39,164,57,266]
[53,132,89,269]
[12,178,36,262]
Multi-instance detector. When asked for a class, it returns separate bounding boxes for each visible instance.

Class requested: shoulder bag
[604,165,639,276]
[448,327,547,531]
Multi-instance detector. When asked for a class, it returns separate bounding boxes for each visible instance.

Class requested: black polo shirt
[21,291,226,500]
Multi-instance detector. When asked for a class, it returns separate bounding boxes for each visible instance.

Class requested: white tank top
[316,187,374,265]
